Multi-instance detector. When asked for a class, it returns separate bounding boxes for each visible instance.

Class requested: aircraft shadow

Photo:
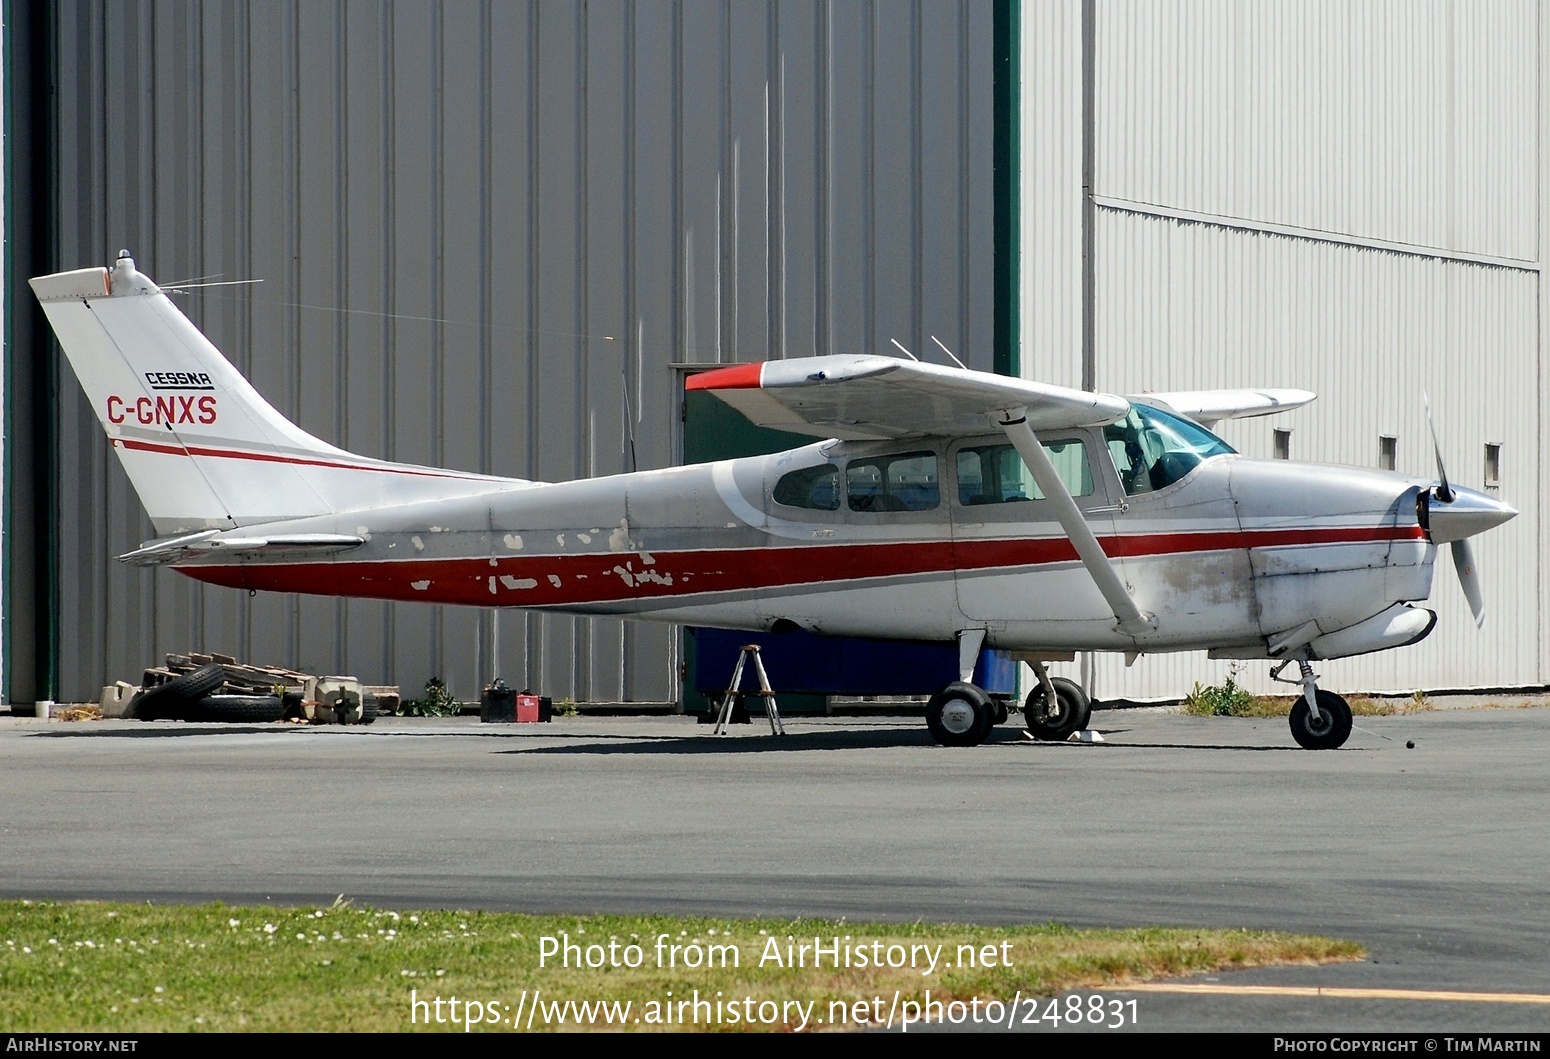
[22,725,306,740]
[498,727,938,755]
[497,728,1332,756]
[24,723,1354,753]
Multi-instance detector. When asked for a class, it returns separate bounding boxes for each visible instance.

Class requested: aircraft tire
[926,682,995,747]
[130,663,227,721]
[186,695,286,723]
[1023,677,1091,741]
[1289,690,1352,749]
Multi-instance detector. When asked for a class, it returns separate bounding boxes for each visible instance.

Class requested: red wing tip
[686,361,765,391]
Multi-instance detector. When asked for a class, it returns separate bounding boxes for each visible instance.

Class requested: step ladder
[712,644,787,736]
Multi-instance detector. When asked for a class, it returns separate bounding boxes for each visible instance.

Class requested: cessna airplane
[31,252,1517,749]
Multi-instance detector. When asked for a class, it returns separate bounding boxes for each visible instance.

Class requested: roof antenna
[620,372,637,473]
[889,338,920,361]
[930,335,968,370]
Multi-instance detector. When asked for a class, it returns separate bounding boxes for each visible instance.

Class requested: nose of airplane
[1423,485,1517,545]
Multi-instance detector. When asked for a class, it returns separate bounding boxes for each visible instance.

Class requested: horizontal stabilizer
[120,532,366,566]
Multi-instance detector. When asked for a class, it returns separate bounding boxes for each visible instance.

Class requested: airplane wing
[1129,388,1316,427]
[687,355,1130,439]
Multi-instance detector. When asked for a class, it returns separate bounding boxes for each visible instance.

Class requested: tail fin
[31,251,520,536]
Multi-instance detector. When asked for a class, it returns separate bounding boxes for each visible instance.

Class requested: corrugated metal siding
[1097,0,1539,263]
[1089,210,1540,697]
[1063,0,1546,700]
[48,0,993,704]
[1018,0,1083,388]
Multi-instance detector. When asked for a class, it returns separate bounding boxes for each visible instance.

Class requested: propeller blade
[1451,538,1485,628]
[1422,390,1454,502]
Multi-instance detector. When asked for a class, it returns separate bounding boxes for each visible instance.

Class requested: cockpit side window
[1104,404,1236,495]
[772,463,840,510]
[846,451,939,512]
[955,440,1093,505]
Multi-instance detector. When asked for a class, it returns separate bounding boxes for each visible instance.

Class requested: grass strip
[0,899,1361,1032]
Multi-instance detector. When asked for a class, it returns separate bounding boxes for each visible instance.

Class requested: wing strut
[998,408,1156,638]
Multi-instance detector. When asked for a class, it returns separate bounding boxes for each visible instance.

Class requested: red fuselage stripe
[114,436,487,481]
[179,524,1426,606]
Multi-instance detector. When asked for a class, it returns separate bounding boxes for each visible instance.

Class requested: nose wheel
[1272,657,1353,749]
[1289,690,1353,749]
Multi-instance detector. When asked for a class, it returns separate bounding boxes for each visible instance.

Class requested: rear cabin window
[772,463,840,510]
[956,441,1093,505]
[846,451,939,512]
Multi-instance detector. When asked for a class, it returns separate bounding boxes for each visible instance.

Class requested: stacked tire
[130,664,226,721]
[187,695,286,723]
[130,664,283,723]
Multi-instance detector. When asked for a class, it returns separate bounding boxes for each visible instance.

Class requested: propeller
[1451,538,1485,628]
[1423,391,1485,628]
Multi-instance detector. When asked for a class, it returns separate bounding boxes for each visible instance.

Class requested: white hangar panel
[1089,210,1540,698]
[1018,0,1083,388]
[1097,0,1539,263]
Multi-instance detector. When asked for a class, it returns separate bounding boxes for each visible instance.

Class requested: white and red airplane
[31,252,1516,749]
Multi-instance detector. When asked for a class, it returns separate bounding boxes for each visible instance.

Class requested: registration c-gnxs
[106,394,217,426]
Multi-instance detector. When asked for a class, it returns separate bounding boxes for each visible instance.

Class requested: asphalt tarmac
[3,703,1548,1033]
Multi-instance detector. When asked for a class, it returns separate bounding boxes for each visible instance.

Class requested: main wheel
[1289,690,1352,749]
[926,682,995,747]
[1023,677,1091,741]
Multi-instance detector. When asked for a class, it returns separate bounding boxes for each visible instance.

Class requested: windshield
[1104,403,1235,495]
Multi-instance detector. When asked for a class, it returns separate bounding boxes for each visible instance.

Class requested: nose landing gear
[1271,656,1353,749]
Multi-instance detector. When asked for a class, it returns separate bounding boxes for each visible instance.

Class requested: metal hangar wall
[4,0,994,705]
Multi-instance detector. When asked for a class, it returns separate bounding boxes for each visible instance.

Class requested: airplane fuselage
[176,430,1440,658]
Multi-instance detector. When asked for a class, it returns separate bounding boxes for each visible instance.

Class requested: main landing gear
[1022,663,1092,742]
[1271,656,1353,750]
[925,656,1085,748]
[926,630,1007,747]
[925,682,997,747]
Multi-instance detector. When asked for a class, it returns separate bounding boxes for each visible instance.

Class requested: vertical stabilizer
[31,252,522,536]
